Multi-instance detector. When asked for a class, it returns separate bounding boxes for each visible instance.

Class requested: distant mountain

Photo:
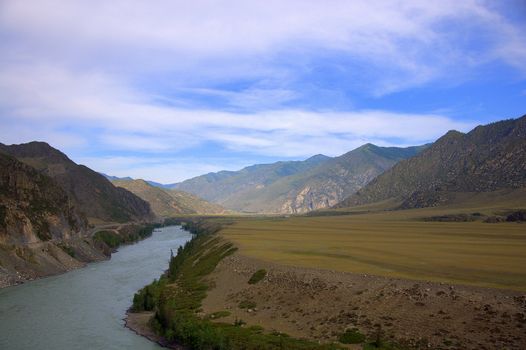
[101,173,133,181]
[175,145,425,213]
[111,179,226,216]
[101,173,177,189]
[237,144,427,213]
[337,115,526,209]
[0,142,155,223]
[173,154,331,212]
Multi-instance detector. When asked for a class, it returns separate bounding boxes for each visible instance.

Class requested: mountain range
[337,115,526,209]
[173,144,426,213]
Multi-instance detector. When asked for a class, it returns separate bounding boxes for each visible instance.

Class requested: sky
[0,1,525,183]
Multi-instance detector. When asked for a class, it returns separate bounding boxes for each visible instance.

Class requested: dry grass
[222,202,526,291]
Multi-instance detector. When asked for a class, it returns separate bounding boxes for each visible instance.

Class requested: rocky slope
[112,179,226,216]
[338,115,526,209]
[0,152,105,287]
[225,144,426,213]
[174,145,424,213]
[0,142,155,223]
[173,154,330,207]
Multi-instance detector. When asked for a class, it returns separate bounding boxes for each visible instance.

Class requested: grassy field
[222,202,526,291]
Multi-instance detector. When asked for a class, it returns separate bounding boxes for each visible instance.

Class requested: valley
[1,116,525,350]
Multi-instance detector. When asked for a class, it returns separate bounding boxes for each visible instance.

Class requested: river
[0,225,193,350]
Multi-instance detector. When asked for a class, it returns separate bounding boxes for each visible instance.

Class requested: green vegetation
[94,230,123,248]
[57,243,76,258]
[248,269,267,284]
[238,300,257,309]
[338,328,365,344]
[94,223,160,252]
[131,223,344,349]
[0,204,6,225]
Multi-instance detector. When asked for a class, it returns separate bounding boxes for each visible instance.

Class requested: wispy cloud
[0,1,524,181]
[0,63,474,159]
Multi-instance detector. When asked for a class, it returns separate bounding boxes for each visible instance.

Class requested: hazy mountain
[173,154,331,211]
[174,145,425,213]
[101,173,133,181]
[111,179,226,216]
[0,142,155,223]
[234,144,427,213]
[337,115,526,209]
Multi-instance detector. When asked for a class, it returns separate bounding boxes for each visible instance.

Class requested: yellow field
[222,205,526,291]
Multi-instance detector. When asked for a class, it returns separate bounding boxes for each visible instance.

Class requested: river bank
[0,222,159,289]
[0,225,192,350]
[125,220,526,350]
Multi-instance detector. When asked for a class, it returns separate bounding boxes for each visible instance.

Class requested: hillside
[338,115,526,209]
[0,142,155,223]
[0,152,106,286]
[111,179,226,216]
[175,145,424,213]
[223,144,426,213]
[173,154,330,207]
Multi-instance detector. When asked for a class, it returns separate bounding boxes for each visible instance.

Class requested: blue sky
[0,0,525,183]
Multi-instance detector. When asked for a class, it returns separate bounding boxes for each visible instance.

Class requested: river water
[0,225,192,350]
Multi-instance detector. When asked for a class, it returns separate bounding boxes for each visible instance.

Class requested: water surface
[0,226,192,350]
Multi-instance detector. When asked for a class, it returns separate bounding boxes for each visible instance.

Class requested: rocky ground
[201,253,526,350]
[0,237,106,288]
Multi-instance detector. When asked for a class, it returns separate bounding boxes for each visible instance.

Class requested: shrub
[248,269,267,284]
[338,328,365,344]
[238,300,257,309]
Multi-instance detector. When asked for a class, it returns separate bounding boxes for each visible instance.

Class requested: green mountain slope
[173,154,330,205]
[174,145,425,213]
[111,179,226,216]
[0,142,155,223]
[221,144,426,213]
[337,115,526,209]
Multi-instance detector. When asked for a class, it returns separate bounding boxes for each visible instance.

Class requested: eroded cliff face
[0,153,105,288]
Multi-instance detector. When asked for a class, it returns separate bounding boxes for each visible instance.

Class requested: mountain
[337,115,526,209]
[0,152,106,287]
[101,173,133,181]
[0,142,155,223]
[174,145,425,213]
[173,154,331,212]
[237,144,427,213]
[111,179,226,216]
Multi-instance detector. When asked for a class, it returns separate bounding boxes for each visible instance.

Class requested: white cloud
[0,63,475,160]
[1,0,524,95]
[0,1,524,180]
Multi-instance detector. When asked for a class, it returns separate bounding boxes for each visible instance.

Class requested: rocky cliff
[0,153,106,287]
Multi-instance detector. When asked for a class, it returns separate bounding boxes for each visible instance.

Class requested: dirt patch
[201,252,526,350]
